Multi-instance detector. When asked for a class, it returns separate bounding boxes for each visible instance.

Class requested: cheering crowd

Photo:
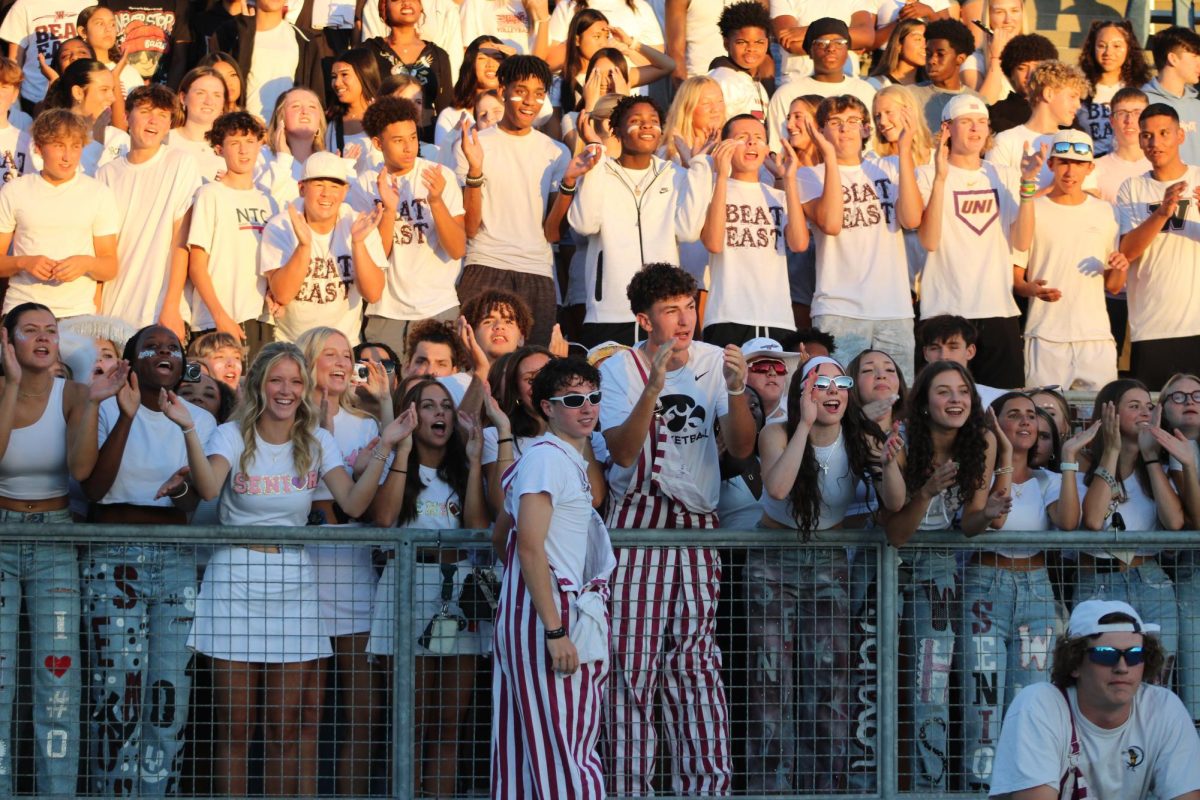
[4,0,1200,797]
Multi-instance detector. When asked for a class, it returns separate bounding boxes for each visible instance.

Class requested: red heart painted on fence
[44,655,71,678]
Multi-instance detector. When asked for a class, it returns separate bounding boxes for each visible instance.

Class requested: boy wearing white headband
[989,599,1200,799]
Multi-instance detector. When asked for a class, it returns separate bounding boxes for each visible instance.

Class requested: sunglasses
[812,37,849,50]
[1087,645,1144,667]
[813,375,855,390]
[1166,390,1200,405]
[1051,141,1092,157]
[549,391,602,408]
[749,360,788,376]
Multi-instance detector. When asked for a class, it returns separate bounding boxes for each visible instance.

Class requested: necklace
[617,162,654,197]
[18,385,49,398]
[814,431,843,474]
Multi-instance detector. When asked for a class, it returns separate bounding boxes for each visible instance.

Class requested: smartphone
[973,18,995,36]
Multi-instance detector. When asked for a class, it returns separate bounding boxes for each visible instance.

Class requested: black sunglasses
[1087,645,1144,667]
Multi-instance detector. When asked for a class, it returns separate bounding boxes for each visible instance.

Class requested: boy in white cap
[1021,129,1124,389]
[259,150,388,345]
[917,92,1043,389]
[989,600,1200,800]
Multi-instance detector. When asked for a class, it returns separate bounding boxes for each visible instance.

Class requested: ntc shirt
[990,682,1200,800]
[799,156,913,321]
[1116,165,1200,343]
[207,423,344,527]
[96,397,217,507]
[704,177,793,330]
[258,203,387,346]
[1025,195,1119,343]
[599,342,729,513]
[187,180,277,330]
[347,159,464,320]
[916,161,1021,320]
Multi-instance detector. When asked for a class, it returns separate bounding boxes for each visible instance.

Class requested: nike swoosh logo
[695,371,710,380]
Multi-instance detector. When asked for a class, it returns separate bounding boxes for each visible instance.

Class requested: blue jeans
[745,546,856,793]
[959,564,1061,792]
[1074,561,1178,684]
[0,515,81,797]
[1172,552,1200,721]
[904,550,957,791]
[83,544,196,796]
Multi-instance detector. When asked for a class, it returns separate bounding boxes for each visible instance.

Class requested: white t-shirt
[207,423,344,527]
[1025,195,1119,343]
[599,342,729,513]
[0,0,92,103]
[0,123,32,184]
[452,125,570,277]
[166,130,227,183]
[347,159,464,320]
[766,75,877,151]
[1093,152,1149,206]
[990,469,1059,558]
[245,21,300,120]
[708,66,770,120]
[312,408,380,503]
[916,161,1021,319]
[459,0,533,54]
[989,682,1200,800]
[406,464,464,529]
[799,157,913,320]
[96,397,218,507]
[987,124,1099,193]
[684,0,741,77]
[258,203,387,345]
[504,433,605,591]
[871,0,949,26]
[961,48,1014,98]
[0,171,119,318]
[1116,165,1200,342]
[1076,468,1164,558]
[548,0,664,56]
[81,127,131,177]
[704,178,793,330]
[187,180,278,329]
[95,147,201,327]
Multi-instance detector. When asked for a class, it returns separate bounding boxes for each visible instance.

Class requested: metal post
[877,541,900,800]
[392,532,415,798]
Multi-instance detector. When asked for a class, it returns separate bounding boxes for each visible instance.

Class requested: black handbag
[458,566,500,622]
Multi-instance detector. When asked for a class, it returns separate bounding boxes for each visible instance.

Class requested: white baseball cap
[300,151,352,184]
[1067,599,1161,638]
[742,337,801,371]
[1049,129,1095,163]
[942,94,989,122]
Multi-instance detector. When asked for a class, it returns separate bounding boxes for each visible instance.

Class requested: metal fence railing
[0,524,1195,798]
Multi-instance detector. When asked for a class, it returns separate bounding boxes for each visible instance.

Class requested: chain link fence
[0,524,1192,798]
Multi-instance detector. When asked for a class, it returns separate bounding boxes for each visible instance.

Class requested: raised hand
[460,117,484,174]
[459,410,483,461]
[796,374,819,427]
[90,361,130,403]
[805,113,837,161]
[341,142,363,163]
[722,344,747,393]
[0,328,20,383]
[288,201,312,247]
[1137,403,1164,461]
[711,139,739,178]
[563,146,603,185]
[1099,401,1121,457]
[984,486,1013,519]
[1061,419,1100,463]
[376,169,401,211]
[861,393,901,423]
[1019,140,1048,183]
[482,386,512,433]
[919,460,958,500]
[159,387,195,430]
[383,402,419,448]
[37,52,59,83]
[362,359,390,404]
[319,388,335,432]
[116,370,140,419]
[646,339,674,393]
[896,105,918,152]
[548,324,570,357]
[934,125,951,177]
[420,163,447,202]
[350,206,384,242]
[1155,180,1187,221]
[985,407,1012,457]
[779,137,801,180]
[1152,427,1198,470]
[455,315,489,372]
[881,420,904,465]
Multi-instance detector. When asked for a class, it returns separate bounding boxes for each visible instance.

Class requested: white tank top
[761,435,855,531]
[0,378,69,500]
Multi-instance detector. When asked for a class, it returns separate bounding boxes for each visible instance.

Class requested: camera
[182,362,203,383]
[353,363,371,383]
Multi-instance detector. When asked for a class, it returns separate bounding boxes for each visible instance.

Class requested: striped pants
[607,547,732,796]
[491,566,609,800]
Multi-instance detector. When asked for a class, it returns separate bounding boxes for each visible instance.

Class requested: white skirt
[189,546,332,663]
[306,540,379,637]
[366,558,489,657]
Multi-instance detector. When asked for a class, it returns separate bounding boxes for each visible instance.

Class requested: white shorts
[366,558,489,657]
[189,546,332,663]
[306,541,379,637]
[1024,337,1118,392]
